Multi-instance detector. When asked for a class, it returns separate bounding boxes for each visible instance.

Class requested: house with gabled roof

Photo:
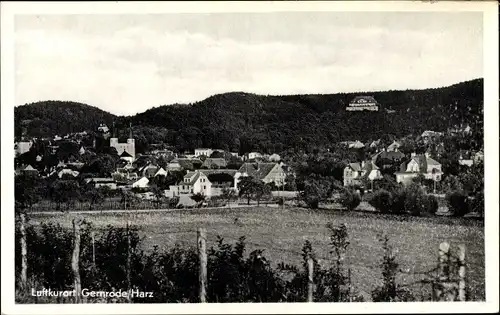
[168,158,202,171]
[138,163,160,179]
[58,168,79,179]
[131,176,149,189]
[201,158,227,169]
[154,167,168,177]
[164,170,212,197]
[395,153,442,185]
[343,160,382,187]
[236,162,286,187]
[372,149,406,170]
[387,141,401,152]
[348,140,365,149]
[85,177,117,190]
[119,150,134,164]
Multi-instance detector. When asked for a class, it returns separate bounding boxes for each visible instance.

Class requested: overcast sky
[15,12,483,115]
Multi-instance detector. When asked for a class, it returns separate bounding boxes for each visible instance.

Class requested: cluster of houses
[342,125,484,189]
[16,124,288,201]
[15,115,483,203]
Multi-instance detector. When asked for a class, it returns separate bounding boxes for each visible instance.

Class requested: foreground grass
[29,206,485,301]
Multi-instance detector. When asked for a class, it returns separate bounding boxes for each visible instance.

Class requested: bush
[16,220,373,303]
[425,194,439,215]
[371,234,414,302]
[446,190,470,217]
[369,190,392,214]
[339,189,361,211]
[470,191,484,217]
[388,184,439,216]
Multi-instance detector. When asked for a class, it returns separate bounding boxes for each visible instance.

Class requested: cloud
[14,13,483,115]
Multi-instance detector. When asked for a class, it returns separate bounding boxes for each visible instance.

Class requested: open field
[29,206,485,301]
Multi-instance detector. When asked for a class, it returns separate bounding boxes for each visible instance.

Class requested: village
[13,96,484,212]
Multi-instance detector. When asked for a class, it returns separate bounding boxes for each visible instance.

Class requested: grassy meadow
[28,206,485,301]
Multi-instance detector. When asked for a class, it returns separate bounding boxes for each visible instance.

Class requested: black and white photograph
[1,1,498,314]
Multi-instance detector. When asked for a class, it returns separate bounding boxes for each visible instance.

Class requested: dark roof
[183,171,204,185]
[198,169,238,177]
[202,158,227,168]
[378,151,406,161]
[350,96,378,105]
[238,163,278,180]
[348,163,362,172]
[120,151,133,157]
[174,158,202,170]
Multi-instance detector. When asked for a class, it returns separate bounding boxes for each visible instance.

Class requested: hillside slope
[15,101,117,139]
[127,78,483,152]
[15,79,483,153]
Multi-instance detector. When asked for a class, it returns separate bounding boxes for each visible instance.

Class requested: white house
[14,141,33,156]
[387,141,401,152]
[247,152,263,160]
[269,153,281,162]
[132,176,149,189]
[236,163,286,187]
[165,170,212,198]
[58,168,79,178]
[154,167,168,177]
[348,140,365,149]
[195,148,214,157]
[395,153,442,185]
[85,178,117,190]
[343,161,382,187]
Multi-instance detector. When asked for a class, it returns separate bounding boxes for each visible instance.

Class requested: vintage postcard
[1,1,498,314]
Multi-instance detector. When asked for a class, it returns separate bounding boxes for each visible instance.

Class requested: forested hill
[16,78,483,153]
[127,78,483,153]
[15,101,116,139]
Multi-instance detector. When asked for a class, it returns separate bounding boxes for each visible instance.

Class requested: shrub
[388,184,439,216]
[369,190,392,213]
[371,234,414,302]
[470,191,484,217]
[339,189,361,211]
[446,190,470,217]
[424,194,439,215]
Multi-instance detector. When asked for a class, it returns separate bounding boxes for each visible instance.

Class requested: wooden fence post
[71,219,82,303]
[19,213,28,290]
[435,242,458,301]
[458,245,466,301]
[126,221,132,303]
[307,256,314,302]
[197,228,207,303]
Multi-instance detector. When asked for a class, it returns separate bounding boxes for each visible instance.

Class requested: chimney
[361,161,365,168]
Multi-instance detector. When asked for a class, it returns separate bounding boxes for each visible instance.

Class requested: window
[204,185,206,189]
